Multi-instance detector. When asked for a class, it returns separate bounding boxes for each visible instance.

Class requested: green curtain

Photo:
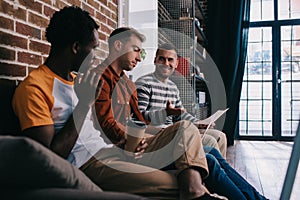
[207,0,250,145]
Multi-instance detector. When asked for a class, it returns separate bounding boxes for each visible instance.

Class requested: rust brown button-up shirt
[94,63,147,145]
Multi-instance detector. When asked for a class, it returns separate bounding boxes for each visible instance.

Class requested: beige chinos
[80,120,208,199]
[199,129,227,159]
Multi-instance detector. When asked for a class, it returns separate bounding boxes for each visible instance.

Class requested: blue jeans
[204,146,268,200]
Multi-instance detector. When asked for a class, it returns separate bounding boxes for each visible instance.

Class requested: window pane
[263,121,272,136]
[242,26,274,137]
[248,82,262,99]
[239,101,247,120]
[247,121,263,136]
[250,0,262,22]
[281,81,300,137]
[263,82,272,100]
[248,28,262,42]
[241,82,249,99]
[250,0,274,22]
[281,26,293,41]
[263,101,272,121]
[246,28,273,79]
[239,121,248,135]
[248,101,262,120]
[262,0,274,20]
[281,26,300,76]
[278,0,300,20]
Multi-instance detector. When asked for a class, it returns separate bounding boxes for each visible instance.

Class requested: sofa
[0,79,148,200]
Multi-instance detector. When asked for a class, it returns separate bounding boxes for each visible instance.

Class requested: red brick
[107,18,116,28]
[100,23,111,34]
[0,16,14,31]
[44,6,57,18]
[112,0,118,6]
[28,12,49,28]
[41,0,53,6]
[16,22,41,39]
[67,0,81,7]
[0,0,118,79]
[0,1,26,21]
[98,31,107,41]
[87,0,100,9]
[0,31,27,49]
[82,3,94,15]
[0,62,26,77]
[96,12,107,24]
[0,47,15,61]
[101,6,111,17]
[18,0,42,14]
[108,2,117,14]
[18,52,42,66]
[29,40,50,55]
[111,13,118,22]
[55,1,70,10]
[99,0,108,6]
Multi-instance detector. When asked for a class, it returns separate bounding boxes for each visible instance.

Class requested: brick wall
[0,0,118,81]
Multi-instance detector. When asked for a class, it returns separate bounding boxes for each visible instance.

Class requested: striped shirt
[135,73,198,128]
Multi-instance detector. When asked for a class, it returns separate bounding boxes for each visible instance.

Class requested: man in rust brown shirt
[94,62,145,146]
[89,27,227,200]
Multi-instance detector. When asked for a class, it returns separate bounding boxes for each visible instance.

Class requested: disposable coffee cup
[125,119,147,152]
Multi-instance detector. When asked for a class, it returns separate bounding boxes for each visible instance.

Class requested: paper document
[199,108,229,135]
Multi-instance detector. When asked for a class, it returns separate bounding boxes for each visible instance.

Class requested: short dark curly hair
[155,43,178,56]
[45,6,99,48]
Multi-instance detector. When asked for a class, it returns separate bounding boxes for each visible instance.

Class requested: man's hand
[196,122,215,129]
[124,138,148,159]
[74,69,101,107]
[198,123,209,129]
[165,100,185,116]
[134,138,148,159]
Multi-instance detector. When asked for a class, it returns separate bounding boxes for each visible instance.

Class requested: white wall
[118,0,158,81]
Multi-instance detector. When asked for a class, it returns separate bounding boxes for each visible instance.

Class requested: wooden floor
[227,140,300,200]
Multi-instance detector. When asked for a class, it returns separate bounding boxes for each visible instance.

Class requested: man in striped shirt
[135,43,227,158]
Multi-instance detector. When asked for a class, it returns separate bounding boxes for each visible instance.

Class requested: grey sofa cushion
[1,188,149,200]
[0,136,101,191]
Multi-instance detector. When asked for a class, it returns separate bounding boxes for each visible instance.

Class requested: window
[239,0,300,139]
